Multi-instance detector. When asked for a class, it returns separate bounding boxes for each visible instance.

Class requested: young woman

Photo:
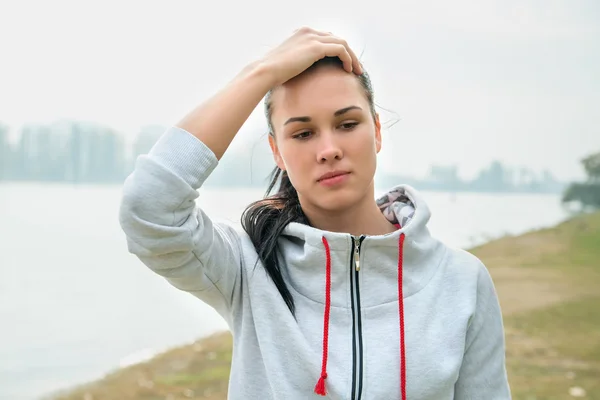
[119,27,511,399]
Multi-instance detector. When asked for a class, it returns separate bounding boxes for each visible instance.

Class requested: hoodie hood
[282,184,433,253]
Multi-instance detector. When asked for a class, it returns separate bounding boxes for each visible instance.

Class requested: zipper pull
[354,237,361,271]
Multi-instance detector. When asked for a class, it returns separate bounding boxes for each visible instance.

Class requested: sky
[1,0,599,180]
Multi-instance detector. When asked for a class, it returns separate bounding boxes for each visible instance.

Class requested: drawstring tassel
[314,373,328,395]
[315,236,332,396]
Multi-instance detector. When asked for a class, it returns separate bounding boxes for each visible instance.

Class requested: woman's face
[269,66,382,213]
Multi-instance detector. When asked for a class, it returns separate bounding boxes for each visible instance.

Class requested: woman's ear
[268,134,286,171]
[374,113,382,153]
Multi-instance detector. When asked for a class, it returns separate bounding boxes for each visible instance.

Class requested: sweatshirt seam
[403,244,448,300]
[171,195,189,226]
[170,194,227,297]
[215,222,245,314]
[464,265,490,354]
[177,198,227,293]
[190,249,225,289]
[183,206,230,310]
[287,282,350,310]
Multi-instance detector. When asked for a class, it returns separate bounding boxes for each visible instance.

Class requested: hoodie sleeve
[454,263,512,399]
[118,126,242,321]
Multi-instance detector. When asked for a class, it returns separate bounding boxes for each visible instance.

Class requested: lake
[0,182,570,399]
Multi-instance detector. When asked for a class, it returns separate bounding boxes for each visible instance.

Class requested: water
[0,182,569,400]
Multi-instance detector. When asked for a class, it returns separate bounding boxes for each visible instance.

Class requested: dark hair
[241,57,376,314]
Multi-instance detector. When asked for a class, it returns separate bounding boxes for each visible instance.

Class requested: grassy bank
[51,212,600,400]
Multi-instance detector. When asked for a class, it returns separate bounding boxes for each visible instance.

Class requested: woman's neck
[300,193,397,237]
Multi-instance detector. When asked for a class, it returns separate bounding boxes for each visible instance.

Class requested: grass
[502,295,600,400]
[48,333,233,400]
[471,211,600,400]
[50,211,600,400]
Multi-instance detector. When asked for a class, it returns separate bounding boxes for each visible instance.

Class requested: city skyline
[0,121,568,194]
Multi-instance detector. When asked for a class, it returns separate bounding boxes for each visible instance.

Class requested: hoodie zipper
[350,235,365,400]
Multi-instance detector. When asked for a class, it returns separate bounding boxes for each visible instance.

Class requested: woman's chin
[312,188,369,212]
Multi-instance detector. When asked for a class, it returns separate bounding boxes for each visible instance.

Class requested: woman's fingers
[313,34,362,75]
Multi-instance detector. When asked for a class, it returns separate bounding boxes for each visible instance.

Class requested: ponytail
[241,166,308,315]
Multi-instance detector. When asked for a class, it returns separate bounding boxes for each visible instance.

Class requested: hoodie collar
[282,184,432,249]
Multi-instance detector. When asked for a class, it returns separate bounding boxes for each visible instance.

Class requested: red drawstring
[398,232,407,400]
[315,236,332,396]
[315,232,407,399]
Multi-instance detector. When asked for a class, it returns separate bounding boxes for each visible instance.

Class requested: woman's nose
[316,134,343,163]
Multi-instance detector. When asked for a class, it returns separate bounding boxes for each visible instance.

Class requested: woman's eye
[340,122,359,130]
[293,131,312,140]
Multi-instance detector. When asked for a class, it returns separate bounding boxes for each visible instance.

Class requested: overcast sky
[1,0,598,180]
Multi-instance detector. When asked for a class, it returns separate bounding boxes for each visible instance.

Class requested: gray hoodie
[119,126,511,399]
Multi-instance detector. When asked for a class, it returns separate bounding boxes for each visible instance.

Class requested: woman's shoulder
[437,241,497,289]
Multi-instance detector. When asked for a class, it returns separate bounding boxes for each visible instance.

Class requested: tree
[581,152,600,182]
[562,151,600,210]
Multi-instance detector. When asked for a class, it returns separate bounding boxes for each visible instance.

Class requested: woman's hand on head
[260,27,363,87]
